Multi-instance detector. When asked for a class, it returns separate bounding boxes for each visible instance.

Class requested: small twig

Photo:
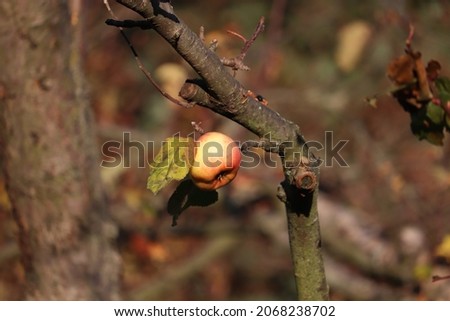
[103,1,192,108]
[105,18,153,29]
[404,24,419,59]
[220,57,250,72]
[209,39,219,51]
[405,23,415,49]
[432,275,450,282]
[191,121,205,134]
[220,16,265,72]
[103,0,115,18]
[226,30,247,43]
[199,26,219,51]
[199,26,205,42]
[402,24,433,101]
[238,16,265,61]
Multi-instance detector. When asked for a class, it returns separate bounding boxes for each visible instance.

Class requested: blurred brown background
[1,0,449,300]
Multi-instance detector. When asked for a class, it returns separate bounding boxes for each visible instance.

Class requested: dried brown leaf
[387,54,415,85]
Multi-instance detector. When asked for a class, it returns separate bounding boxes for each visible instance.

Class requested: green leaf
[425,101,445,125]
[147,136,195,194]
[435,77,450,95]
[167,180,218,226]
[435,77,450,107]
[409,106,445,146]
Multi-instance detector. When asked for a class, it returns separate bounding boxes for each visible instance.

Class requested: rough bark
[109,0,328,300]
[0,0,120,299]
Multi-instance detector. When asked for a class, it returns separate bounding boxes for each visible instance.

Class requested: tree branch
[110,0,328,300]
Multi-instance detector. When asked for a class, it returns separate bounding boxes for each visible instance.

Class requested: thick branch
[179,81,298,140]
[114,0,297,143]
[112,0,328,300]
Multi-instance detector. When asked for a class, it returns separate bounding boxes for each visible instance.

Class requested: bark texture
[0,0,120,299]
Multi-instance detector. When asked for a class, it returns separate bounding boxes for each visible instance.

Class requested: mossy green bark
[0,0,120,299]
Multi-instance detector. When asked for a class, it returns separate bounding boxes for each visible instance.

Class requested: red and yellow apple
[190,132,241,190]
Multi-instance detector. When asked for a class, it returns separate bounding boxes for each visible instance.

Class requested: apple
[190,132,241,190]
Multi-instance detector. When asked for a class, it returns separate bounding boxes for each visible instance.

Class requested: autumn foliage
[386,27,450,145]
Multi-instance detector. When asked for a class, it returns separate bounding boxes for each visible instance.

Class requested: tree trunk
[0,0,121,299]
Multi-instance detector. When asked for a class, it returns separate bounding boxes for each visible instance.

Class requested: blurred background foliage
[1,0,449,300]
